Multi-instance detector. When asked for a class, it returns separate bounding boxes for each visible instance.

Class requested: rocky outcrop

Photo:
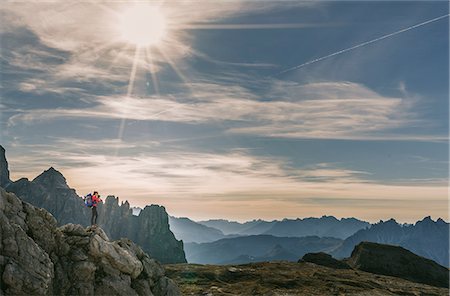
[7,168,91,227]
[1,146,186,264]
[99,196,186,264]
[0,145,11,188]
[347,242,449,288]
[301,252,351,269]
[0,187,180,295]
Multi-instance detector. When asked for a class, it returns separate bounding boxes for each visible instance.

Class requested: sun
[119,4,167,47]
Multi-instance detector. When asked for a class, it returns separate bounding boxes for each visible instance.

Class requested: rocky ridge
[100,196,186,264]
[0,187,180,295]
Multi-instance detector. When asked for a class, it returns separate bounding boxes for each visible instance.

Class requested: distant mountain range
[185,235,343,264]
[197,216,370,239]
[186,216,449,267]
[332,217,449,267]
[170,215,370,244]
[169,216,235,243]
[197,219,273,235]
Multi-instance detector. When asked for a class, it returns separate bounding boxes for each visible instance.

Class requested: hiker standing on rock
[90,191,102,226]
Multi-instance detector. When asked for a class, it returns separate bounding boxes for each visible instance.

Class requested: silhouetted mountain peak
[373,218,399,228]
[321,215,339,221]
[33,167,69,189]
[416,216,433,225]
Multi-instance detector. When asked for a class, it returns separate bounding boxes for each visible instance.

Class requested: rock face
[0,145,10,187]
[6,168,91,227]
[100,196,186,264]
[1,146,186,264]
[347,242,449,288]
[0,188,180,295]
[301,252,351,269]
[332,217,450,267]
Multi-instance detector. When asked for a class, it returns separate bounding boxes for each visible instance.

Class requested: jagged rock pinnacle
[0,145,11,188]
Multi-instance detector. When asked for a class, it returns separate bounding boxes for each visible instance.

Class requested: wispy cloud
[7,81,444,141]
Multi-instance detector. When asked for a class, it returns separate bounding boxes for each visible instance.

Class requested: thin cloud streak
[181,22,340,30]
[275,14,450,75]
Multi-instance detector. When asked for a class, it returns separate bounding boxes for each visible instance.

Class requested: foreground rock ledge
[0,187,180,296]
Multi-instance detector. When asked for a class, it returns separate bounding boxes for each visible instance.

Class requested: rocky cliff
[100,196,186,264]
[0,145,186,264]
[6,168,91,226]
[0,145,10,188]
[0,188,180,295]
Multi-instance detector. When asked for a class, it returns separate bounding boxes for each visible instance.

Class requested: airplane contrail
[275,14,449,76]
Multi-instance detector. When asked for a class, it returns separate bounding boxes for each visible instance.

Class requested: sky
[0,0,448,223]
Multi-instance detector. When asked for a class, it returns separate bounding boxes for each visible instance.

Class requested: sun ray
[106,43,135,71]
[158,48,191,88]
[116,45,141,156]
[144,47,160,96]
[156,47,237,148]
[140,48,195,120]
[91,2,122,19]
[76,40,124,60]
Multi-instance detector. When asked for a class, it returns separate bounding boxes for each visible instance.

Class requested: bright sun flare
[119,5,167,46]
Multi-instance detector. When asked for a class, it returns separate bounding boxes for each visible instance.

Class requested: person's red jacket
[92,194,102,207]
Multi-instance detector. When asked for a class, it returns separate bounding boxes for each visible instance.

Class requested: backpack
[84,193,94,208]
